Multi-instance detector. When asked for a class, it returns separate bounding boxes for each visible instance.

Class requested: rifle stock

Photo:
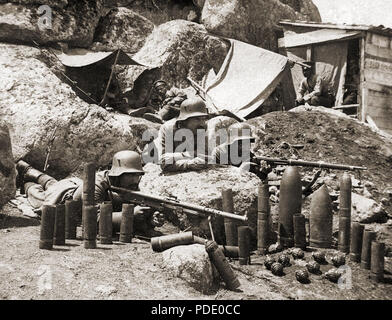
[255,156,367,171]
[110,186,247,222]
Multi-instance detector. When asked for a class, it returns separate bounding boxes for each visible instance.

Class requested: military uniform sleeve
[158,122,195,171]
[307,76,323,98]
[297,79,307,100]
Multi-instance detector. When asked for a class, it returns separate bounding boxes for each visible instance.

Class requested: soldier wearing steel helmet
[16,150,164,234]
[211,122,272,180]
[144,96,212,172]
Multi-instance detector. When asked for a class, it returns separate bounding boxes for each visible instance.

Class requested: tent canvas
[204,39,290,118]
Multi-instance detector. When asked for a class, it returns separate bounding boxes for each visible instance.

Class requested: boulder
[139,163,260,244]
[161,244,218,293]
[351,193,388,224]
[0,43,160,178]
[201,0,321,51]
[0,121,16,208]
[91,7,155,54]
[132,20,230,87]
[0,0,68,8]
[0,0,105,48]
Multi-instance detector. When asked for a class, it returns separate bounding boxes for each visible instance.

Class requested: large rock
[0,0,105,48]
[351,193,388,224]
[201,0,321,51]
[139,163,260,244]
[132,20,230,87]
[0,43,159,178]
[91,7,155,54]
[0,121,16,208]
[161,244,218,293]
[0,0,68,8]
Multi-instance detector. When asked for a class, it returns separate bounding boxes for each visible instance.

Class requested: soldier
[143,97,211,172]
[16,151,164,234]
[295,61,334,107]
[211,122,272,180]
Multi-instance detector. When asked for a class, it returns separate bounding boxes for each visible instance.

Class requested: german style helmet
[176,97,209,122]
[108,150,144,177]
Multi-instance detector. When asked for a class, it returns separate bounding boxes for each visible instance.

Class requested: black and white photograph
[0,0,391,308]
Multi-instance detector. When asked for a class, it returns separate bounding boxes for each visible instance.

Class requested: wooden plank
[359,37,366,121]
[370,33,390,48]
[333,104,359,110]
[366,115,392,130]
[365,58,392,73]
[365,43,392,60]
[366,81,392,92]
[364,69,392,85]
[306,45,312,61]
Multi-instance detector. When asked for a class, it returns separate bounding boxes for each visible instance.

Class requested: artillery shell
[83,205,97,249]
[119,204,134,243]
[350,222,364,262]
[99,202,113,244]
[370,241,385,282]
[257,183,270,255]
[205,240,240,290]
[278,166,302,248]
[293,214,306,249]
[360,230,377,269]
[53,204,65,245]
[82,162,96,206]
[222,189,237,246]
[65,200,80,240]
[264,256,276,270]
[151,231,194,252]
[219,245,239,258]
[193,236,208,245]
[39,205,56,250]
[238,226,251,265]
[310,185,333,248]
[338,173,351,253]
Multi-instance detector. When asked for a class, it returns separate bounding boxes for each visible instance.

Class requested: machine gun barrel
[255,156,367,171]
[110,186,247,222]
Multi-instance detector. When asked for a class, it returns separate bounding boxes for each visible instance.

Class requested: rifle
[254,156,367,171]
[186,77,246,123]
[110,186,247,222]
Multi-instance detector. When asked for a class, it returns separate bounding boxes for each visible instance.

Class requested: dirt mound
[249,110,392,211]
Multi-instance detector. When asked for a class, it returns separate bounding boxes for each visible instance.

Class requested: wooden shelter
[277,20,392,135]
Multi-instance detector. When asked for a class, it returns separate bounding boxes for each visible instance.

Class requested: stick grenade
[350,222,364,262]
[151,231,194,252]
[361,230,377,269]
[83,205,97,249]
[293,214,306,249]
[39,205,56,250]
[119,204,134,243]
[370,241,385,282]
[54,204,66,245]
[238,226,251,265]
[222,189,237,246]
[65,200,79,239]
[338,172,351,253]
[257,182,269,255]
[205,240,241,291]
[99,202,113,244]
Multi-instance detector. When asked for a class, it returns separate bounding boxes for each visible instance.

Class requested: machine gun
[254,156,367,171]
[110,186,247,223]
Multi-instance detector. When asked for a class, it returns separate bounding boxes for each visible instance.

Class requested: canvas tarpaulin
[281,42,348,108]
[204,39,289,118]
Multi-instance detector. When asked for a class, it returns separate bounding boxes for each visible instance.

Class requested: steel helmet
[108,150,144,177]
[177,97,209,122]
[227,123,255,145]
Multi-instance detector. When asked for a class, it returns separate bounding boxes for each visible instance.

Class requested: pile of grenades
[263,248,349,284]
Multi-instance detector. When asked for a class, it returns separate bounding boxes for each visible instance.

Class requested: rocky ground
[0,204,391,300]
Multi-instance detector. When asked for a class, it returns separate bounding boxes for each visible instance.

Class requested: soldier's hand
[259,160,273,174]
[151,211,165,227]
[134,206,152,217]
